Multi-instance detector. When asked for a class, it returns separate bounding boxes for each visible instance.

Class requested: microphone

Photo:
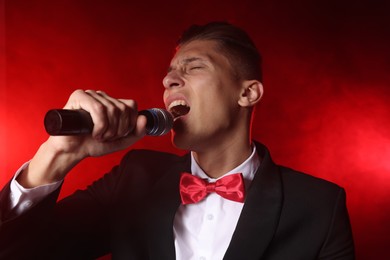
[44,108,173,136]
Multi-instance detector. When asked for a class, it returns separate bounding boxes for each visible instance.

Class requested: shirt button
[207,214,214,220]
[23,200,32,208]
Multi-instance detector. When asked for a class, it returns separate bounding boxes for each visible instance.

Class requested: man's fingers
[63,90,138,141]
[97,92,138,138]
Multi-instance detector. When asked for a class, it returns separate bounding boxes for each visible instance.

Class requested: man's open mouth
[168,100,190,119]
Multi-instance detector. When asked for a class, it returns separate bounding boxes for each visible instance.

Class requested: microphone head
[140,108,173,136]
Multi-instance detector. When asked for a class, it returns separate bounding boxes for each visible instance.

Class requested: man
[0,22,354,259]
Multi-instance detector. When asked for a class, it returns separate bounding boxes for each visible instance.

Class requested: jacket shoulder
[279,166,342,195]
[277,165,346,225]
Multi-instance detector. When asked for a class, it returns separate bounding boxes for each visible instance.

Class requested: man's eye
[190,66,203,70]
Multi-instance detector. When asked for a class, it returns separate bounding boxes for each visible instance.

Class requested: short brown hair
[178,21,262,82]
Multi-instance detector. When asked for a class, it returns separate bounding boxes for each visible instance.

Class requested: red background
[1,0,389,259]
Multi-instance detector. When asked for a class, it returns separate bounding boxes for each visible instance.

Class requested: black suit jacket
[0,142,354,259]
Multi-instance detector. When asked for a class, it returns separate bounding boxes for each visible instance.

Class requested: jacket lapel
[146,154,191,260]
[224,142,283,260]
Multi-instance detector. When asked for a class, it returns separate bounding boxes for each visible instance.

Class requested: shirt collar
[190,144,260,188]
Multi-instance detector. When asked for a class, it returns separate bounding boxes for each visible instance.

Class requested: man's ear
[238,80,264,107]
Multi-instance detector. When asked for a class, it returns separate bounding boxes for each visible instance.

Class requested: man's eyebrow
[181,57,204,65]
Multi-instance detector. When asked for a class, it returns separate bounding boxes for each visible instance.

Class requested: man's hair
[177,21,262,82]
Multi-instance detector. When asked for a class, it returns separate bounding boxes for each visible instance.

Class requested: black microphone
[44,108,173,136]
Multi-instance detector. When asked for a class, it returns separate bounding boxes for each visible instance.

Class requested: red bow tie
[179,172,246,205]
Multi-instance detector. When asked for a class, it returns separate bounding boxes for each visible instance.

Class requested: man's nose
[163,71,184,89]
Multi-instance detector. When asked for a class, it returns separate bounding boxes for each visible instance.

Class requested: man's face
[163,40,244,151]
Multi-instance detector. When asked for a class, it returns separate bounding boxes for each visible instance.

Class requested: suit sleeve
[0,151,135,259]
[0,180,61,259]
[318,188,355,259]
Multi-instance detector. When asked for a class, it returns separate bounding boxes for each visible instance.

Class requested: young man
[0,22,354,259]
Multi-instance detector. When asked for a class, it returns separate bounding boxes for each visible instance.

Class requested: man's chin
[171,133,188,150]
[170,129,195,151]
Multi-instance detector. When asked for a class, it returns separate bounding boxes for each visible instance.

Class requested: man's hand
[17,90,147,188]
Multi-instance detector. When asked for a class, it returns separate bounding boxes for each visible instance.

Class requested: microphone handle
[44,109,92,135]
[44,109,172,136]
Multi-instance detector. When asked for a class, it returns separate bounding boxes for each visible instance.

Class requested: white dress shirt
[9,146,260,260]
[173,146,260,260]
[10,161,62,215]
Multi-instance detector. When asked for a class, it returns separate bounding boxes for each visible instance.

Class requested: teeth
[168,100,188,110]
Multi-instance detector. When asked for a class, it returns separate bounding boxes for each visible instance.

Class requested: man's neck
[192,139,253,179]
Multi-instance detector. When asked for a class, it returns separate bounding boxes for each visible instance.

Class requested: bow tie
[179,172,246,205]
